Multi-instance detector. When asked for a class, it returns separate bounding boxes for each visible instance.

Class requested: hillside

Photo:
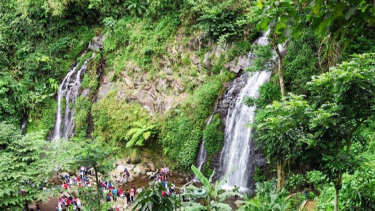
[1,0,375,210]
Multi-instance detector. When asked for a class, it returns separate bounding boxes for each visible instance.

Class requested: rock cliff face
[95,31,254,116]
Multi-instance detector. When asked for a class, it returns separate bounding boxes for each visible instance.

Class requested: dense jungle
[1,0,375,210]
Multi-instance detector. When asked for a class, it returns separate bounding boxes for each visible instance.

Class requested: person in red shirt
[119,189,124,198]
[63,182,68,190]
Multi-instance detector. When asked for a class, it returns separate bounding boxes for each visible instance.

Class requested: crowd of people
[57,196,82,211]
[53,165,177,210]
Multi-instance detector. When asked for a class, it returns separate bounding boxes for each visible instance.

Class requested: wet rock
[88,35,103,51]
[128,176,135,182]
[97,75,111,100]
[225,54,252,74]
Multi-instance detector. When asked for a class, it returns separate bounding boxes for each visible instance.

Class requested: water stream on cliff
[218,31,275,192]
[196,114,214,171]
[51,53,94,140]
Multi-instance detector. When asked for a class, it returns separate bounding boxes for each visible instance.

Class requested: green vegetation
[0,122,71,210]
[1,0,375,210]
[91,91,151,144]
[74,96,91,138]
[203,114,224,156]
[161,75,227,169]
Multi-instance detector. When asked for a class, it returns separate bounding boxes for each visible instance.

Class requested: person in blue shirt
[112,187,118,201]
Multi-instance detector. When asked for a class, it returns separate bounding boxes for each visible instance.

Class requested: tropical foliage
[239,179,290,211]
[183,165,242,211]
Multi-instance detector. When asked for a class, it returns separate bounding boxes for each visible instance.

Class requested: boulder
[128,176,135,182]
[126,156,141,164]
[176,178,185,184]
[132,166,142,178]
[146,163,155,172]
[234,200,243,209]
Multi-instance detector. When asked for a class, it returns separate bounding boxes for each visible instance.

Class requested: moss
[91,91,150,144]
[74,96,91,138]
[161,76,226,169]
[201,161,214,178]
[27,98,58,137]
[203,114,224,156]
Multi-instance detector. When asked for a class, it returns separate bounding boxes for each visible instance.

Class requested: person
[125,190,131,204]
[89,167,94,175]
[104,181,108,190]
[108,181,113,190]
[129,188,135,202]
[80,166,85,178]
[83,176,87,185]
[57,202,62,211]
[76,198,82,211]
[112,187,118,201]
[116,174,122,183]
[36,204,41,211]
[171,181,175,193]
[119,189,124,198]
[304,189,308,200]
[86,179,91,187]
[106,193,111,202]
[64,174,69,183]
[63,182,68,190]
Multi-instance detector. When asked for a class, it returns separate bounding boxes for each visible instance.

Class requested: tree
[73,137,114,211]
[0,122,71,210]
[255,94,311,190]
[306,53,375,211]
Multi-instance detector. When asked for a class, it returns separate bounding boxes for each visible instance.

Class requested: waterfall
[51,53,94,140]
[218,31,275,192]
[196,114,214,171]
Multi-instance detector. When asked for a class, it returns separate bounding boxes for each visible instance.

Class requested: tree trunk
[334,174,343,211]
[334,187,339,211]
[94,165,101,210]
[277,159,285,191]
[275,45,286,97]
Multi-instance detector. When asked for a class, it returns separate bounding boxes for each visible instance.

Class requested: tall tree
[0,122,72,210]
[307,53,375,211]
[255,94,311,190]
[73,138,114,211]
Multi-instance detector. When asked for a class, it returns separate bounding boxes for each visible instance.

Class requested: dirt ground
[304,201,317,211]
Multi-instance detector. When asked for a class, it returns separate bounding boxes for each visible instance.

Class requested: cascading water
[51,53,94,140]
[196,114,214,171]
[218,31,275,192]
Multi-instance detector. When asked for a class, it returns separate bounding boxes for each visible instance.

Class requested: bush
[161,76,224,169]
[91,91,150,144]
[203,114,224,155]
